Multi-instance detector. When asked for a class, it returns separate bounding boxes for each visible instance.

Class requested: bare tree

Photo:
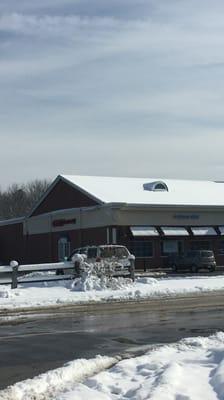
[25,179,50,211]
[0,179,51,220]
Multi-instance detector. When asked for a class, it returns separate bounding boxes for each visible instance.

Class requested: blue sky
[1,0,224,186]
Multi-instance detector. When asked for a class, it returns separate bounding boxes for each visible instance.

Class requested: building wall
[24,226,108,263]
[1,219,224,268]
[26,206,115,235]
[23,228,224,268]
[2,197,224,268]
[113,207,224,227]
[81,227,107,247]
[25,233,52,264]
[120,231,224,270]
[31,179,99,217]
[0,222,24,264]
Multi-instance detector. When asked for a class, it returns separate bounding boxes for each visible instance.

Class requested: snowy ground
[1,332,224,400]
[1,273,224,312]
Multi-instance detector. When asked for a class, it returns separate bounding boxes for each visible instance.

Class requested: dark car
[167,250,216,273]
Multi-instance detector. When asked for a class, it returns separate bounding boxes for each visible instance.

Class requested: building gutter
[0,216,25,227]
[120,203,224,212]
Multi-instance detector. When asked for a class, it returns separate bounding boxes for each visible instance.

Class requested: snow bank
[136,277,158,285]
[0,287,9,298]
[0,356,118,400]
[71,274,133,292]
[2,333,224,400]
[1,274,224,311]
[57,332,224,400]
[210,357,224,397]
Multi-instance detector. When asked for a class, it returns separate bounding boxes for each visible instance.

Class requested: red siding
[26,233,52,264]
[1,218,224,270]
[0,223,24,264]
[81,227,107,246]
[31,180,100,217]
[51,227,107,262]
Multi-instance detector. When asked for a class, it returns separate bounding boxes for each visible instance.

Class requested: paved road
[1,293,224,390]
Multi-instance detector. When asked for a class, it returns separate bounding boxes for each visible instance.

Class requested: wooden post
[129,258,135,281]
[10,261,19,289]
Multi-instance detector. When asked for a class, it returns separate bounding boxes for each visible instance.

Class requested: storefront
[1,175,224,268]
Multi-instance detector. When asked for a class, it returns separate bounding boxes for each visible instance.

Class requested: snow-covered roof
[61,175,224,207]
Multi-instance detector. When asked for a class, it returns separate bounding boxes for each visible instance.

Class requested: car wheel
[209,265,216,272]
[191,264,198,273]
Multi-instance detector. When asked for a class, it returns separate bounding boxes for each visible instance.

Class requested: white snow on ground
[2,332,224,400]
[0,355,119,400]
[0,288,10,299]
[1,274,224,311]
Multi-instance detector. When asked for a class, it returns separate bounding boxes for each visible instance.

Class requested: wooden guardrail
[0,261,74,289]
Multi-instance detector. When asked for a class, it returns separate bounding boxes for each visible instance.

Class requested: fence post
[129,257,135,281]
[10,260,19,289]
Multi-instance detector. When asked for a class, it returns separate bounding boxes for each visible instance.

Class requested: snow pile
[18,271,56,280]
[0,286,10,298]
[72,254,125,279]
[1,275,224,311]
[2,333,224,400]
[9,260,19,268]
[210,358,224,398]
[70,255,133,291]
[136,277,158,285]
[0,355,118,400]
[56,332,224,400]
[71,273,133,292]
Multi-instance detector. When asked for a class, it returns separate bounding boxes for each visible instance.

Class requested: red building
[1,174,224,269]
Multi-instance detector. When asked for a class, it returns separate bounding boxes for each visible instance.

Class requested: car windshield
[100,246,129,258]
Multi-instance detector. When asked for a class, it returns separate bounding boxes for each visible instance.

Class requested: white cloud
[0,13,123,36]
[1,123,224,188]
[0,1,224,185]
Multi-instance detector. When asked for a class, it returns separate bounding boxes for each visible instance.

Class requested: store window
[218,241,224,255]
[161,240,183,256]
[190,241,211,251]
[130,241,153,257]
[58,237,71,261]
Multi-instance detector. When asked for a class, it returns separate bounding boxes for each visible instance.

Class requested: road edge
[1,290,224,320]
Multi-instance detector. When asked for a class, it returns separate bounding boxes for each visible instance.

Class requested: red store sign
[52,218,76,227]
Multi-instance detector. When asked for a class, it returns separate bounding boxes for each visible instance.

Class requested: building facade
[1,175,224,269]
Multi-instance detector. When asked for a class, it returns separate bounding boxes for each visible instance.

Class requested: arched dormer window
[143,181,168,192]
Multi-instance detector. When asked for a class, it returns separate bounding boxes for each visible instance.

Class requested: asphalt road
[1,293,224,390]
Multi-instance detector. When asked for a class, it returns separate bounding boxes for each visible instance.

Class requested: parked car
[68,245,135,280]
[167,250,216,273]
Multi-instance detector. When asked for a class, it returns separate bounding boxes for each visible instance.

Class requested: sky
[1,0,224,187]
